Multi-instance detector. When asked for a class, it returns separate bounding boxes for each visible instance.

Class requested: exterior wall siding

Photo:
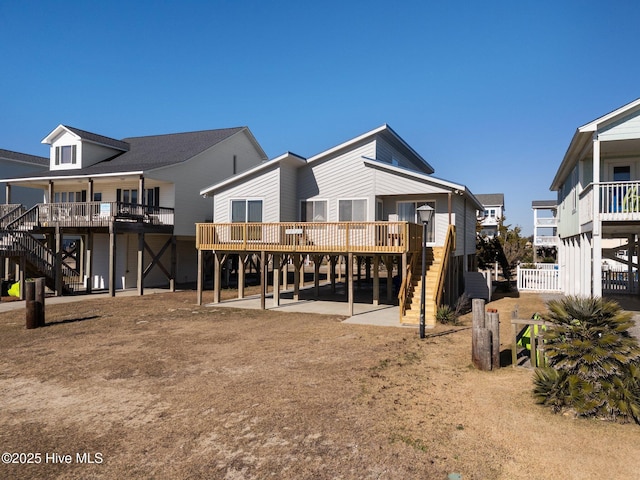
[152,130,266,236]
[49,131,80,171]
[599,110,640,141]
[213,165,280,223]
[0,160,47,206]
[298,142,375,221]
[279,163,298,221]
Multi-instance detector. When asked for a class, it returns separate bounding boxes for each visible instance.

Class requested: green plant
[436,305,456,324]
[533,296,640,423]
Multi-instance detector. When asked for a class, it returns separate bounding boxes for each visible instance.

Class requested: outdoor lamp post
[417,204,434,339]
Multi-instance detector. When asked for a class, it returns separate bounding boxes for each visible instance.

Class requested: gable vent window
[55,145,77,165]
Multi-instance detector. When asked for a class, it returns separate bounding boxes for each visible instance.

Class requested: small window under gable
[55,145,77,165]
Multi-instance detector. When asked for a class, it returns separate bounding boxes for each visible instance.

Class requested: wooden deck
[196,221,422,254]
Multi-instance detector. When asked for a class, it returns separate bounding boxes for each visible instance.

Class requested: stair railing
[433,225,456,309]
[398,251,419,320]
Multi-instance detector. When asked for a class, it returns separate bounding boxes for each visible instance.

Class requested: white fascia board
[199,152,306,197]
[363,157,483,209]
[0,171,144,183]
[306,125,388,164]
[578,97,640,133]
[41,124,77,145]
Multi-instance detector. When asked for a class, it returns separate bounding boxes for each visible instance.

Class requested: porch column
[48,181,54,203]
[55,225,63,296]
[137,232,144,296]
[109,224,117,297]
[293,254,301,301]
[273,254,281,307]
[592,135,602,297]
[197,249,203,306]
[87,179,93,202]
[347,252,354,316]
[5,184,10,204]
[260,251,266,310]
[213,251,221,304]
[385,256,394,302]
[170,235,176,292]
[629,234,635,294]
[313,255,321,297]
[373,255,380,306]
[238,254,247,299]
[330,256,337,293]
[138,176,145,207]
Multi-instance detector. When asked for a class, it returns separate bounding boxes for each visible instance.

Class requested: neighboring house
[550,98,640,296]
[475,193,505,238]
[0,149,48,207]
[531,200,558,262]
[196,124,482,326]
[0,125,267,296]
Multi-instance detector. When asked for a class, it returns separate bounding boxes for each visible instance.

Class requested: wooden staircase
[399,225,456,326]
[401,247,445,326]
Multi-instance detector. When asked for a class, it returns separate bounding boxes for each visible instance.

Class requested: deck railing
[196,221,422,253]
[36,202,175,227]
[580,181,640,225]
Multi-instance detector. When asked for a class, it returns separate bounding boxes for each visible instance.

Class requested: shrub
[436,305,456,324]
[533,296,640,423]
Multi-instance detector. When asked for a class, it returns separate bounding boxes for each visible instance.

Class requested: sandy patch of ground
[0,289,639,479]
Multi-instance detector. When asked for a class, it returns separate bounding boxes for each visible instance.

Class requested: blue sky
[2,0,640,235]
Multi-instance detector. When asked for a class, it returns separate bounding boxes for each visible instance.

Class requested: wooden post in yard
[472,298,492,371]
[486,309,500,369]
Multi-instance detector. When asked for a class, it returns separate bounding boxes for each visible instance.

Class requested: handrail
[0,204,26,228]
[398,251,419,320]
[434,225,456,309]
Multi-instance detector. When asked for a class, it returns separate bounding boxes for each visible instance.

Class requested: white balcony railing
[534,235,558,246]
[579,181,640,226]
[534,217,557,227]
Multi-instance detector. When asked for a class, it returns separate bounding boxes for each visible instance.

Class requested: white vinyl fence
[517,264,561,292]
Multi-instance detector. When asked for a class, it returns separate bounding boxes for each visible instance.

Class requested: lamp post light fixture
[417,204,434,339]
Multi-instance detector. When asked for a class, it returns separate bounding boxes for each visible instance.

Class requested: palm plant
[533,296,640,423]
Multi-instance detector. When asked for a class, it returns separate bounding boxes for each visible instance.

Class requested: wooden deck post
[293,254,301,301]
[314,255,321,297]
[385,256,393,302]
[260,250,266,310]
[86,231,93,294]
[137,232,144,296]
[238,254,247,299]
[55,225,63,296]
[213,251,221,304]
[109,224,116,297]
[170,235,176,292]
[196,249,203,306]
[330,256,337,294]
[347,252,354,316]
[373,255,380,306]
[273,254,281,306]
[299,255,305,289]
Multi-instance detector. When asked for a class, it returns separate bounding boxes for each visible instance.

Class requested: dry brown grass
[0,289,639,479]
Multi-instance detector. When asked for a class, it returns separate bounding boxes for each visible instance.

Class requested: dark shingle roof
[532,200,557,208]
[65,126,130,151]
[0,149,48,166]
[15,127,247,178]
[475,193,505,207]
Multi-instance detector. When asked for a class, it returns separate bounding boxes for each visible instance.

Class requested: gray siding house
[197,125,482,325]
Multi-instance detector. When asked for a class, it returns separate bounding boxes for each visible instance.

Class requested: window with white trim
[231,199,262,223]
[301,200,327,222]
[338,199,367,221]
[55,145,77,165]
[396,200,436,243]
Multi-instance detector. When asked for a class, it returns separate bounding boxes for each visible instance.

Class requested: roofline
[0,150,48,167]
[41,124,130,151]
[199,152,306,197]
[362,157,483,210]
[306,124,434,173]
[551,98,640,191]
[0,171,144,183]
[578,97,640,132]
